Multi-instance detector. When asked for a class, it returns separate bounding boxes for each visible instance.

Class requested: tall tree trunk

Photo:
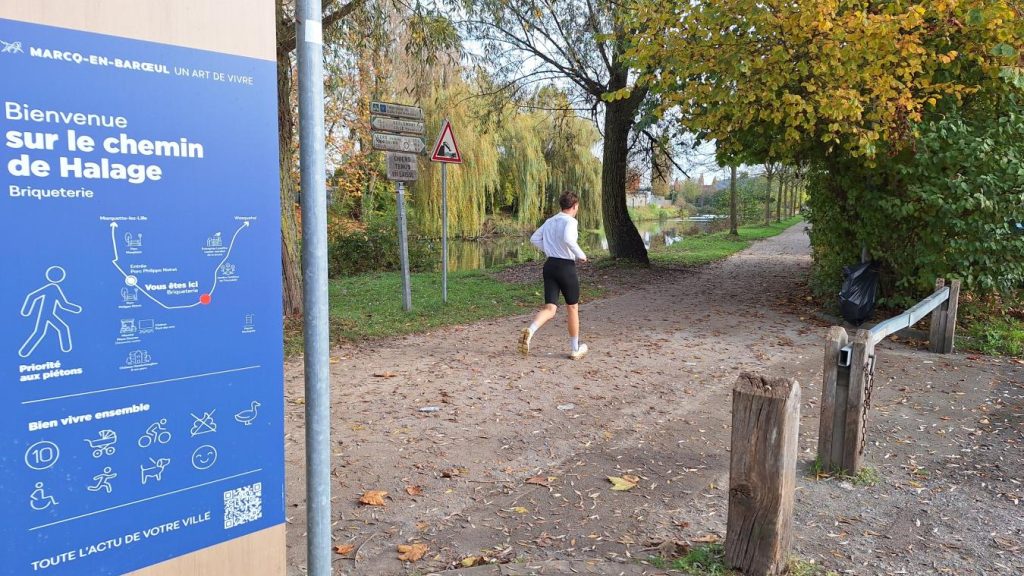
[601,97,648,263]
[782,178,789,218]
[764,172,773,225]
[277,11,303,317]
[792,178,801,216]
[729,165,739,236]
[775,172,784,223]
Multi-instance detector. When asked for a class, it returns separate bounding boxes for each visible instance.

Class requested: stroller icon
[84,429,118,457]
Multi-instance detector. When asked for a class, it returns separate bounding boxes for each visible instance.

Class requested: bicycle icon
[137,419,171,448]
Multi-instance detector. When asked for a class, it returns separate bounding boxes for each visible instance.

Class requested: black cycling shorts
[543,257,580,305]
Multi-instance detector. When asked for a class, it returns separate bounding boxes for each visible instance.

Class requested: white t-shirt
[530,212,587,261]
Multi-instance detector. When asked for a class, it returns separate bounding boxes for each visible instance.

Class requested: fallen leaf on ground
[608,476,638,491]
[358,490,387,506]
[373,371,398,378]
[654,540,690,559]
[692,534,721,544]
[397,543,428,562]
[333,544,355,556]
[441,467,468,478]
[992,536,1020,552]
[405,485,423,496]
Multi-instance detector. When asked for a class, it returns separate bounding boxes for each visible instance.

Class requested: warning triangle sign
[430,120,462,164]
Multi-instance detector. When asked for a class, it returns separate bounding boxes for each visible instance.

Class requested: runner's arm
[530,225,544,250]
[563,219,587,261]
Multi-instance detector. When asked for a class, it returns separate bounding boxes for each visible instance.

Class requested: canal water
[440,217,729,272]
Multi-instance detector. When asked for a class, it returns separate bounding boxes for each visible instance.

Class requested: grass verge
[649,216,803,267]
[646,545,837,576]
[808,458,882,487]
[285,269,604,354]
[959,301,1024,357]
[648,544,731,575]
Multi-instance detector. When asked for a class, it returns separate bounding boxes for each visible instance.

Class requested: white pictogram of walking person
[19,266,83,358]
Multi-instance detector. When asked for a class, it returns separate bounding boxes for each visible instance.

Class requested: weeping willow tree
[540,110,603,230]
[499,112,550,228]
[409,81,601,238]
[409,80,501,238]
[489,88,602,231]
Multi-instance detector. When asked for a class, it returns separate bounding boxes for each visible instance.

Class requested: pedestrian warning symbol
[430,120,462,164]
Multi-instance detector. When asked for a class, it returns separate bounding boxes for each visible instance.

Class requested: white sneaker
[569,343,589,360]
[518,328,532,357]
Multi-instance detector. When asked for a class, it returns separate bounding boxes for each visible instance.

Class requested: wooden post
[933,276,946,352]
[817,327,848,473]
[941,280,961,354]
[726,373,800,576]
[842,330,873,473]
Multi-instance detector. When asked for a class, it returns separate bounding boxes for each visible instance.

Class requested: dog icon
[140,457,170,484]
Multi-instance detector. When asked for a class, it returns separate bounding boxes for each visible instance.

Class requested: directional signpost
[371,132,426,154]
[371,102,425,312]
[430,120,463,304]
[371,117,425,135]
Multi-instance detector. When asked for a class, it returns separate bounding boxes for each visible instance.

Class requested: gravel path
[282,224,1023,575]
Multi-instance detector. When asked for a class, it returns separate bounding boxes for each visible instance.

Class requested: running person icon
[87,467,117,493]
[19,266,83,358]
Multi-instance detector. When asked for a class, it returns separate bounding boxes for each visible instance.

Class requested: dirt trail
[283,224,1023,575]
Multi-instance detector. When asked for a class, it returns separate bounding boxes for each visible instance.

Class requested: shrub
[328,210,438,277]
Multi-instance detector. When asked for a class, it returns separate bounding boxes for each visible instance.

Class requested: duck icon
[234,401,260,426]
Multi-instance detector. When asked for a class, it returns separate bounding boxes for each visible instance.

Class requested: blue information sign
[0,19,284,576]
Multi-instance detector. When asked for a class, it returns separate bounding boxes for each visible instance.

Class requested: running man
[518,191,589,360]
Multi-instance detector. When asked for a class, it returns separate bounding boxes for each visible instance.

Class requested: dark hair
[559,191,580,210]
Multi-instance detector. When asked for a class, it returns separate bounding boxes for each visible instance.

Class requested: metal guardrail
[837,284,952,363]
[820,278,961,473]
[867,285,951,345]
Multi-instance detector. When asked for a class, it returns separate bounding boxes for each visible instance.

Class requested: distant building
[627,186,653,208]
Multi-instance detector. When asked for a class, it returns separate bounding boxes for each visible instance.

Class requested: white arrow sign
[370,101,423,120]
[372,132,425,154]
[372,116,425,135]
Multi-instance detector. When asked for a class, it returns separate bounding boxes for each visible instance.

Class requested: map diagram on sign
[107,220,250,310]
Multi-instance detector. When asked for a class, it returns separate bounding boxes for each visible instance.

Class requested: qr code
[223,482,262,529]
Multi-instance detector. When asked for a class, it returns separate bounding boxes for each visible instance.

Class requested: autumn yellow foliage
[626,1,1023,160]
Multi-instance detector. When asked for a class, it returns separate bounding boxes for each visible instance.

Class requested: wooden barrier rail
[817,279,961,474]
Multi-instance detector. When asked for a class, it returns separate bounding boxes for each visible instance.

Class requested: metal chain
[859,354,877,455]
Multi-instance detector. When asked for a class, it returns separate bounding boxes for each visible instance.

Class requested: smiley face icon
[191,445,217,470]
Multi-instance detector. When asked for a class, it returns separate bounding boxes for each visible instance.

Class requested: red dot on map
[200,294,212,305]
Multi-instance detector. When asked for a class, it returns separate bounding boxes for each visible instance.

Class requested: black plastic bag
[839,261,880,325]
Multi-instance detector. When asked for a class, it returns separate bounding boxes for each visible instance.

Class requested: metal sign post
[441,162,448,303]
[297,3,332,576]
[430,119,463,304]
[371,101,423,312]
[396,181,413,311]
